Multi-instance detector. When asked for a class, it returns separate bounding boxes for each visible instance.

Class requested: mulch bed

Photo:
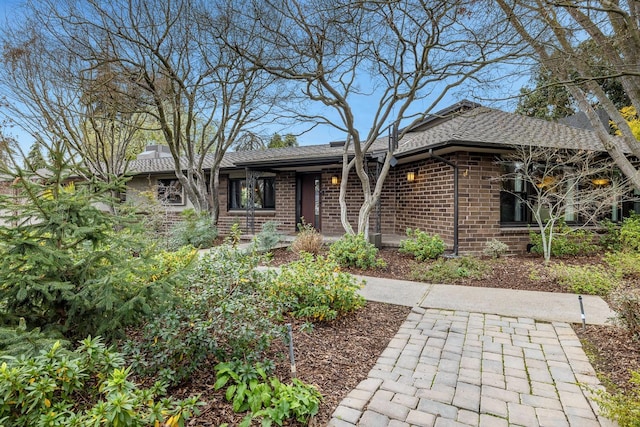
[174,302,410,426]
[173,246,638,425]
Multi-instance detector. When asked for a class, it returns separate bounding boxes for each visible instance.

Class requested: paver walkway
[328,279,616,426]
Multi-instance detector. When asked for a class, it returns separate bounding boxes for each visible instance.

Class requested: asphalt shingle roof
[129,105,611,175]
[394,107,606,156]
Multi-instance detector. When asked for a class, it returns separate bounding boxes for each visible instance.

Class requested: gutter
[429,149,459,256]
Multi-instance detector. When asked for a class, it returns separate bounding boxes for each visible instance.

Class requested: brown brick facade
[213,151,531,254]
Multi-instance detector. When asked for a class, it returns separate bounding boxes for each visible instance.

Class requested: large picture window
[499,161,640,226]
[499,162,578,225]
[157,178,184,205]
[229,177,275,210]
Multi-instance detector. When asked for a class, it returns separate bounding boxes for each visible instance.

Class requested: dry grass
[290,224,324,255]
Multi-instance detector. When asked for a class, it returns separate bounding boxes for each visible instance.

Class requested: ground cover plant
[410,256,489,283]
[214,360,322,427]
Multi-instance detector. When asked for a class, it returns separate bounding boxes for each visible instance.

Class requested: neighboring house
[126,101,636,255]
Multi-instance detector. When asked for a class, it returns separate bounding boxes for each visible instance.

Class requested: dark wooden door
[298,174,321,230]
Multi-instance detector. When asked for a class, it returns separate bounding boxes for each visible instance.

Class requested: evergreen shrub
[168,208,218,250]
[124,245,280,386]
[0,164,187,343]
[329,233,386,269]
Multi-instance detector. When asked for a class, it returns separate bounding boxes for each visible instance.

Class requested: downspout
[429,149,459,256]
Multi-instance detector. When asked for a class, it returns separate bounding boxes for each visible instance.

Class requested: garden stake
[578,295,586,331]
[287,323,297,378]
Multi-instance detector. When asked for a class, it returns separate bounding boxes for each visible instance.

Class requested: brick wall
[394,159,455,246]
[140,152,532,253]
[391,153,530,255]
[457,152,529,254]
[320,167,397,236]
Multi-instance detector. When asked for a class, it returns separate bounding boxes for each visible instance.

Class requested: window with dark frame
[499,161,640,226]
[157,178,184,205]
[228,177,276,210]
[500,162,531,224]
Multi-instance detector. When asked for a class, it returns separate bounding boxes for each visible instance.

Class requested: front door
[297,173,321,230]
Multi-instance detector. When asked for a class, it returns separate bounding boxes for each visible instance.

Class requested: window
[499,161,636,226]
[500,162,530,224]
[157,178,184,205]
[229,177,275,210]
[499,162,577,225]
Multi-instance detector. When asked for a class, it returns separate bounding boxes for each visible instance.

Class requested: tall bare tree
[0,9,146,190]
[496,0,640,189]
[230,0,523,238]
[42,0,283,221]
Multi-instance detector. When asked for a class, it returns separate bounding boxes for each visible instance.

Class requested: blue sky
[0,0,528,152]
[0,0,32,152]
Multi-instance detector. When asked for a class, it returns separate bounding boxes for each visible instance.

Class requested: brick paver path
[328,307,613,427]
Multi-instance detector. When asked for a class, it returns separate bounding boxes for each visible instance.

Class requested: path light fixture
[591,178,610,186]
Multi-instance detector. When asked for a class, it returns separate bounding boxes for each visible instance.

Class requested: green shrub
[610,287,640,339]
[483,239,509,258]
[254,221,281,251]
[604,251,640,279]
[124,245,280,386]
[0,320,69,359]
[550,263,617,296]
[599,219,622,252]
[168,209,218,250]
[226,222,243,246]
[271,253,366,321]
[329,233,386,269]
[410,257,488,283]
[399,228,445,261]
[214,360,321,427]
[620,213,640,252]
[0,166,183,342]
[290,222,323,256]
[595,370,640,427]
[0,337,202,427]
[529,221,599,257]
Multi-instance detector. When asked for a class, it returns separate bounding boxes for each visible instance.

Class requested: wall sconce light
[331,176,340,185]
[407,171,416,182]
[535,175,556,189]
